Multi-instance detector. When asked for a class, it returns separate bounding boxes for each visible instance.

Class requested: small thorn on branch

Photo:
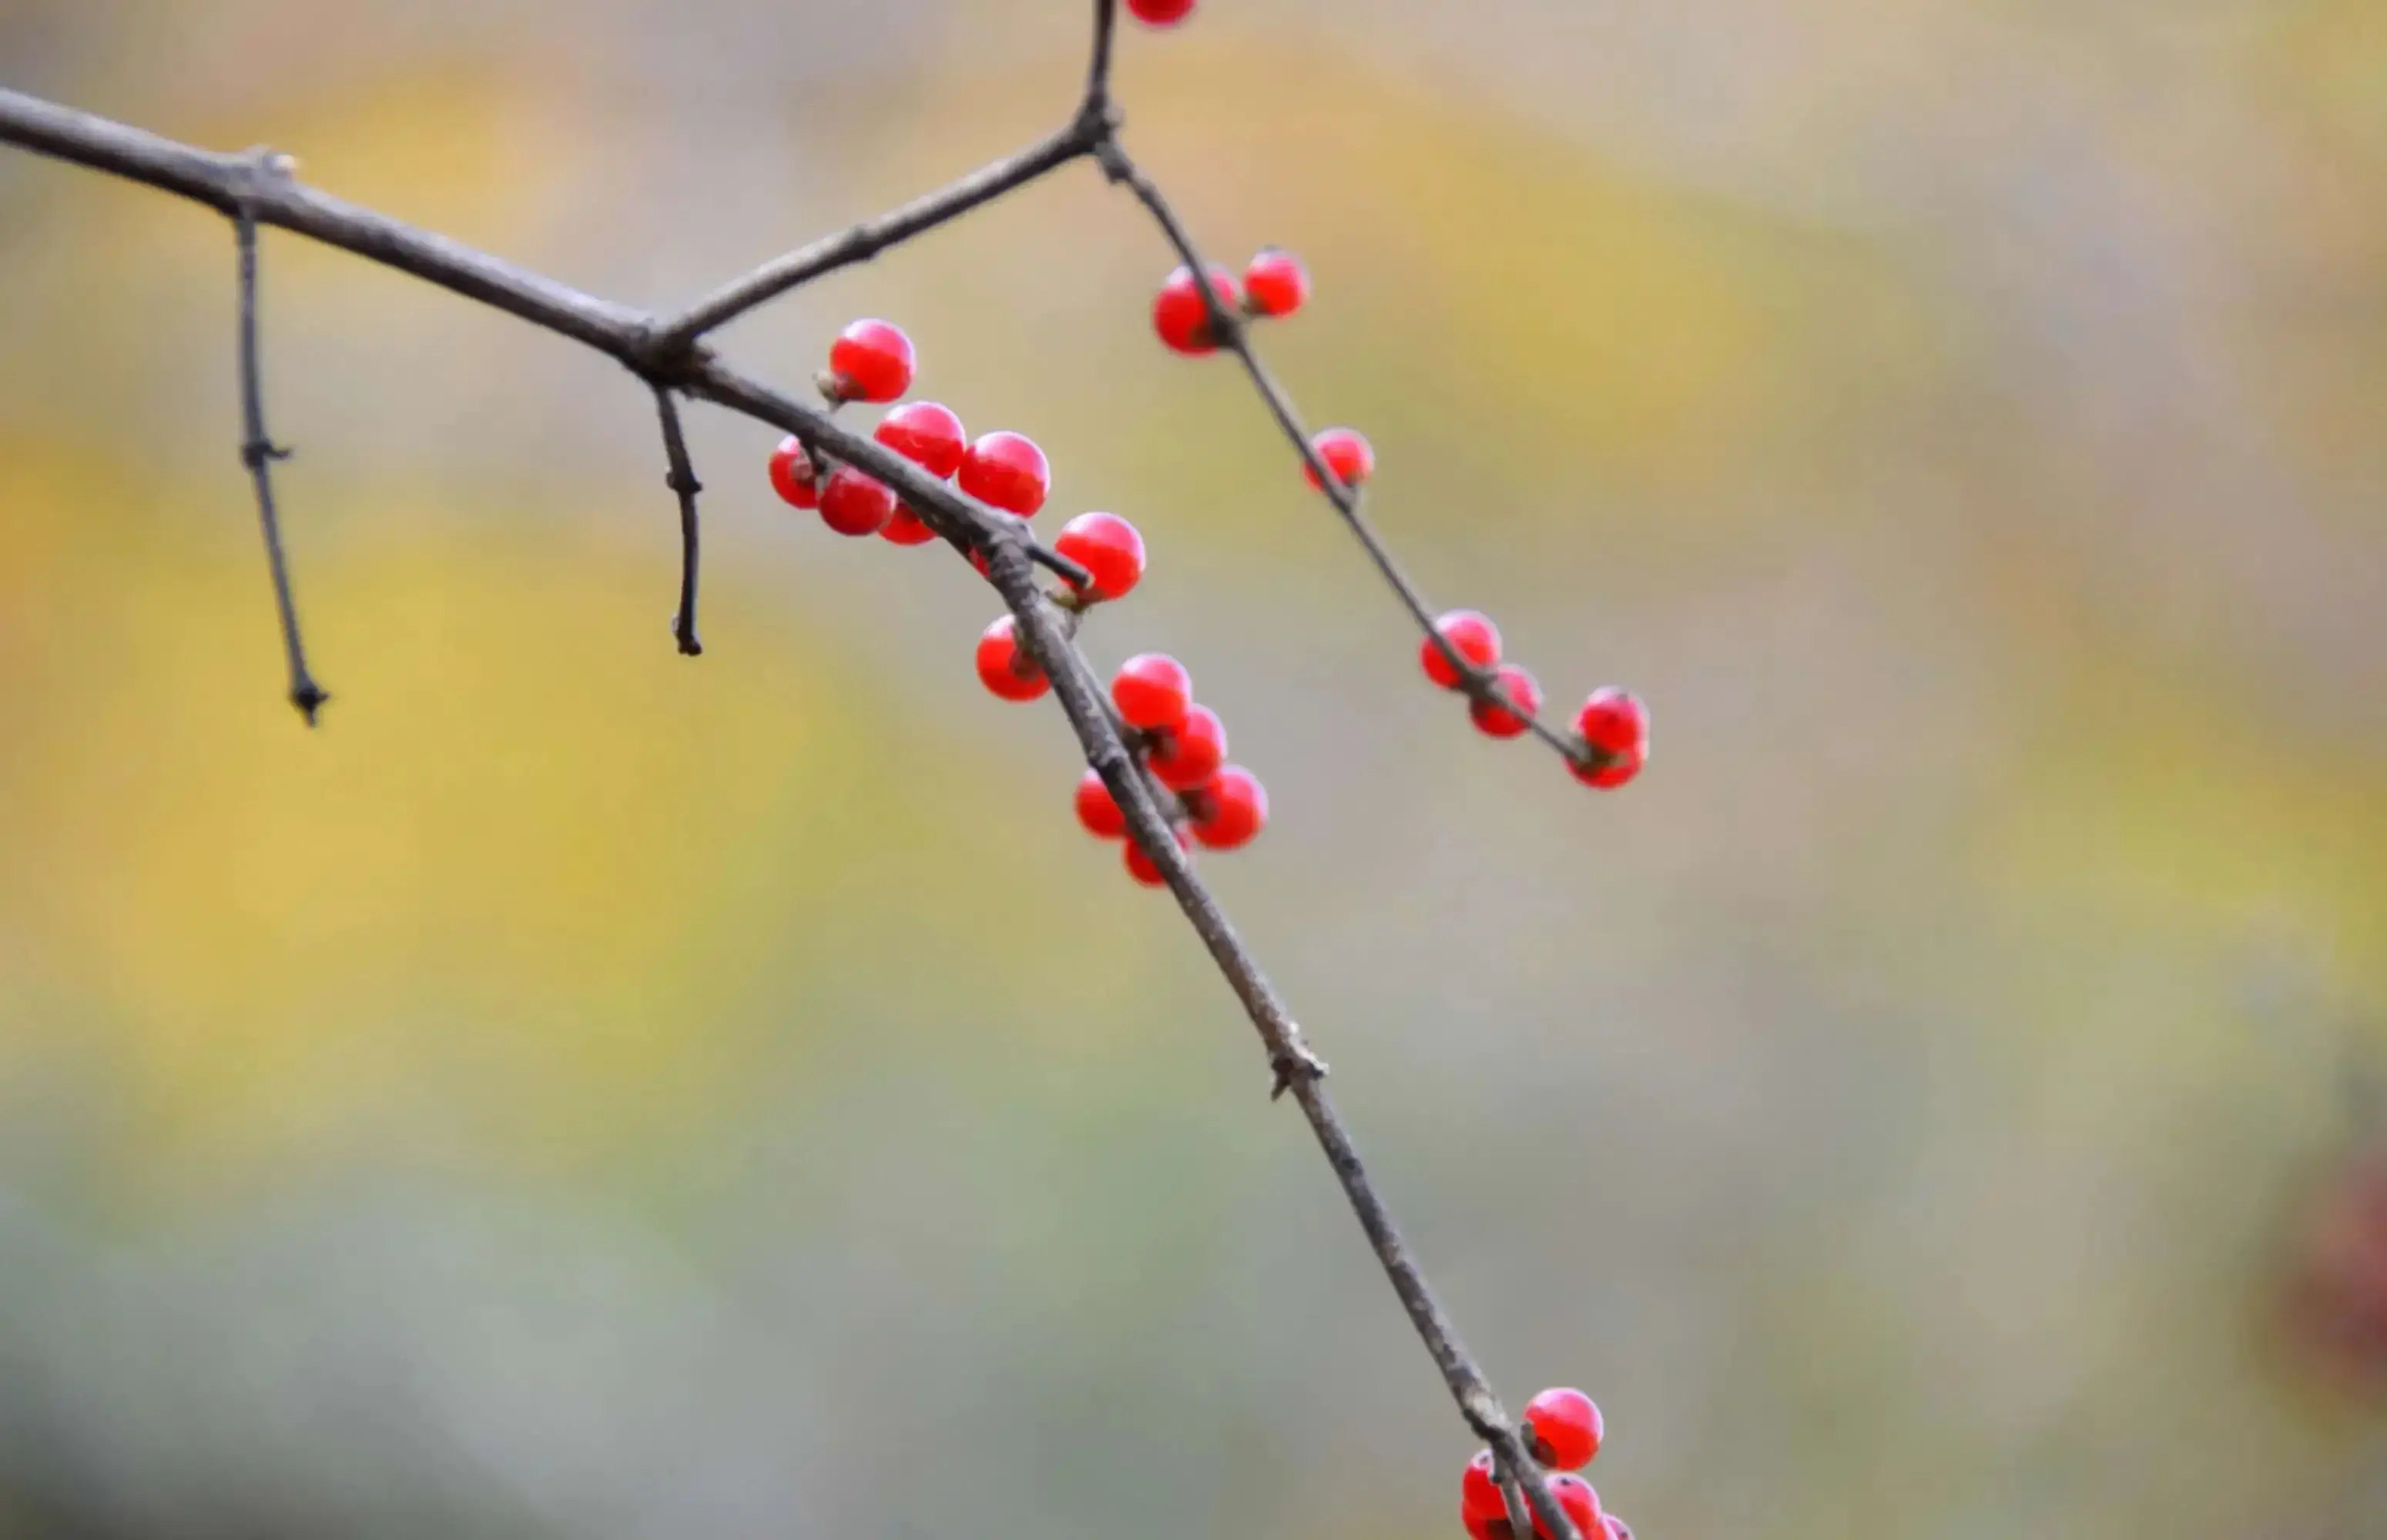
[1270,1038,1329,1100]
[651,385,706,657]
[233,210,327,727]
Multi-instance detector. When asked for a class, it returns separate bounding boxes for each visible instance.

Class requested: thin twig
[0,69,1585,1540]
[1086,0,1120,110]
[652,386,704,656]
[233,196,327,724]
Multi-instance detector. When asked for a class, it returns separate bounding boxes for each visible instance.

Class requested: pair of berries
[1422,610,1648,787]
[1460,1388,1629,1540]
[768,318,1054,546]
[1152,249,1312,353]
[1071,654,1267,884]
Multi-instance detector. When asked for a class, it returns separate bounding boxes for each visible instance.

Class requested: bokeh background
[2,0,2385,1535]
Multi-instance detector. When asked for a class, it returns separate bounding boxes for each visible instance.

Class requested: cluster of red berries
[1422,611,1650,788]
[1068,657,1269,886]
[1153,246,1310,355]
[1460,1388,1631,1540]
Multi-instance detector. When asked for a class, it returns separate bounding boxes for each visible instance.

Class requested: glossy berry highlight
[974,616,1048,702]
[1127,0,1197,24]
[1112,653,1192,732]
[1423,609,1503,688]
[1074,768,1128,839]
[767,436,819,509]
[875,400,967,478]
[1242,247,1309,318]
[1460,1452,1507,1528]
[1306,426,1375,491]
[818,466,895,536]
[1523,1388,1604,1471]
[959,430,1051,517]
[1150,704,1226,791]
[826,318,914,403]
[1470,664,1542,739]
[1153,263,1240,354]
[1188,766,1266,850]
[1054,512,1147,602]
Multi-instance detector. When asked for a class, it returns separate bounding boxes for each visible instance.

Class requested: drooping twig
[0,35,1589,1538]
[652,387,705,656]
[233,196,327,725]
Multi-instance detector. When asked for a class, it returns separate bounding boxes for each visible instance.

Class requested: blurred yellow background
[2,0,2385,1535]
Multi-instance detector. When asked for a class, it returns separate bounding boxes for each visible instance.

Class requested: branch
[652,387,704,657]
[233,195,327,724]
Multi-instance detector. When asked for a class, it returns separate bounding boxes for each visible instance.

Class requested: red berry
[1571,689,1648,789]
[1152,263,1240,354]
[818,466,896,536]
[1422,609,1503,688]
[1074,768,1129,839]
[826,318,914,403]
[1460,1451,1507,1526]
[1602,1517,1634,1540]
[1188,765,1266,850]
[1242,247,1309,317]
[875,400,967,477]
[880,506,940,545]
[1124,828,1189,888]
[1149,704,1226,790]
[1054,512,1147,602]
[1463,1512,1514,1540]
[1532,1475,1601,1540]
[1304,427,1374,491]
[959,430,1051,517]
[1127,0,1196,24]
[974,616,1048,702]
[1470,664,1542,738]
[1112,653,1192,732]
[1523,1388,1604,1471]
[767,436,820,509]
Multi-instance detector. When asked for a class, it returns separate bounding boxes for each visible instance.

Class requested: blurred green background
[2,0,2385,1535]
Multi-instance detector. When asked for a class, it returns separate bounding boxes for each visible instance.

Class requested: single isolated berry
[1422,609,1503,689]
[1152,263,1241,354]
[1523,1388,1604,1471]
[959,430,1051,517]
[1150,704,1226,790]
[875,400,967,478]
[1112,653,1193,733]
[1242,247,1310,318]
[1188,765,1267,850]
[818,466,896,537]
[1570,689,1648,790]
[1074,768,1129,839]
[1470,664,1543,739]
[974,616,1049,702]
[1054,512,1148,602]
[1460,1451,1507,1528]
[826,318,914,403]
[1305,426,1375,492]
[1127,0,1197,25]
[767,436,820,509]
[1124,828,1190,888]
[1534,1475,1602,1540]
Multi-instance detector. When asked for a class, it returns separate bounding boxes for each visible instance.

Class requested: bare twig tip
[288,681,328,727]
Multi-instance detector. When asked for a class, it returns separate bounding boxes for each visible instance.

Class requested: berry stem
[650,384,705,657]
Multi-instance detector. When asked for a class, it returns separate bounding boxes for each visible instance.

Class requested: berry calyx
[1054,512,1148,602]
[959,430,1051,517]
[1242,247,1309,318]
[1470,664,1542,738]
[1423,609,1503,688]
[875,400,967,478]
[1149,704,1226,790]
[1124,828,1189,888]
[1127,0,1197,24]
[1153,263,1240,354]
[1305,427,1375,491]
[1460,1451,1507,1527]
[1111,653,1192,732]
[1074,768,1129,839]
[826,318,914,403]
[1187,765,1266,850]
[1533,1475,1602,1540]
[974,616,1049,702]
[767,436,820,509]
[1570,689,1648,789]
[818,466,896,536]
[1523,1388,1604,1471]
